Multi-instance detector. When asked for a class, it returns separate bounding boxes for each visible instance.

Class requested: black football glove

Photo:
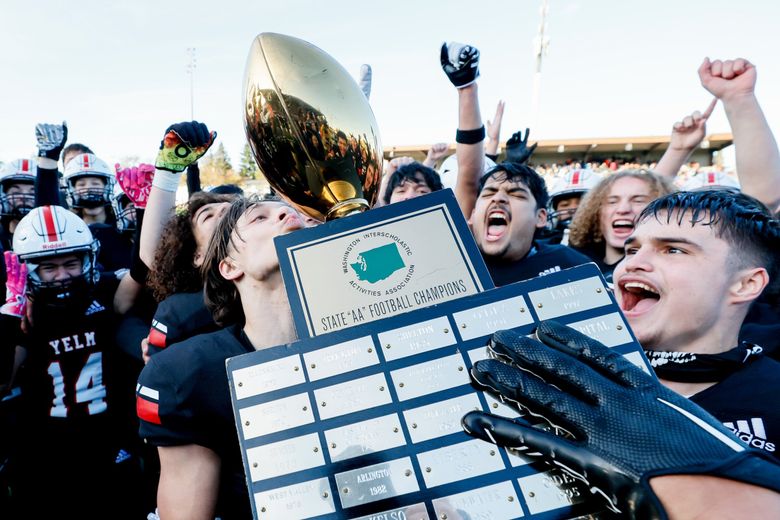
[440,42,480,89]
[155,121,216,173]
[462,321,780,519]
[504,128,537,164]
[35,121,68,161]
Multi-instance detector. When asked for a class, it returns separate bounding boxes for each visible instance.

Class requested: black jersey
[147,291,219,357]
[690,354,780,459]
[90,222,132,273]
[14,278,125,518]
[20,278,120,423]
[484,241,592,286]
[137,325,254,519]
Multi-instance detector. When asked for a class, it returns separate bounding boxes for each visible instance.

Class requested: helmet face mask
[13,206,100,308]
[26,256,95,310]
[111,184,136,234]
[0,159,37,218]
[546,169,601,231]
[63,154,116,209]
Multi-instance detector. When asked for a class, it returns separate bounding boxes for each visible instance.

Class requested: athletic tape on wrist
[151,169,181,192]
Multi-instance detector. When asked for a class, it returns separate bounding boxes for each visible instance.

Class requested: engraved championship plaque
[275,189,494,338]
[228,264,653,519]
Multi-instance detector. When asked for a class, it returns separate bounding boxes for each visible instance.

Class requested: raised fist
[116,163,156,209]
[440,42,480,89]
[35,121,68,161]
[699,57,756,103]
[155,121,216,173]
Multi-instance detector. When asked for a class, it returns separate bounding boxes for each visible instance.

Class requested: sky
[0,0,777,168]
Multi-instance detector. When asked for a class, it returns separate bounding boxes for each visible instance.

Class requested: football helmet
[0,158,36,218]
[13,205,100,307]
[437,154,497,191]
[547,168,601,231]
[681,170,740,192]
[63,153,116,208]
[111,183,136,234]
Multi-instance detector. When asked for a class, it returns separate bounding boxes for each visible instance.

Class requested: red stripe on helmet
[707,172,715,185]
[41,206,60,242]
[136,396,161,425]
[21,159,29,172]
[571,170,581,186]
[83,155,90,169]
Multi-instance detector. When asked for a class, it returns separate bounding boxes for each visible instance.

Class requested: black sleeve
[485,153,499,162]
[35,165,62,207]
[186,163,201,196]
[129,208,148,284]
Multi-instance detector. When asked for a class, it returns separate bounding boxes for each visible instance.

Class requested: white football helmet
[0,158,36,218]
[437,154,497,191]
[63,153,116,208]
[547,168,602,230]
[13,205,100,305]
[682,170,740,192]
[111,183,136,234]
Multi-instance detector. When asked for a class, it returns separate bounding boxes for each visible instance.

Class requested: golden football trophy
[243,33,383,221]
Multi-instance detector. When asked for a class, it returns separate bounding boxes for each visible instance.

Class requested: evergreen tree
[239,143,260,179]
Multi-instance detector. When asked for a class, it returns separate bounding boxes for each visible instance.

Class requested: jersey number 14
[47,352,107,417]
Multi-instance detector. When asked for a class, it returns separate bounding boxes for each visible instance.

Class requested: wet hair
[568,170,675,249]
[202,197,258,326]
[639,190,780,294]
[478,162,549,209]
[146,191,235,302]
[382,162,443,204]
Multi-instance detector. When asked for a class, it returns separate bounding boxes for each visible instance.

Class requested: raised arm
[654,99,717,179]
[440,42,484,218]
[34,122,68,207]
[699,57,780,212]
[485,100,505,159]
[140,121,216,268]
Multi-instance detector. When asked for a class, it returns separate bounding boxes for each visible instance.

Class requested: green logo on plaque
[350,243,405,283]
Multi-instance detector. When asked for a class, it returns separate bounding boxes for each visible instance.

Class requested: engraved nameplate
[378,317,456,361]
[303,336,378,382]
[528,276,611,320]
[325,414,405,462]
[240,393,313,440]
[353,503,430,520]
[403,394,482,443]
[432,481,524,520]
[314,373,392,421]
[335,457,420,509]
[483,392,520,419]
[233,354,305,400]
[253,477,335,518]
[246,432,323,482]
[467,345,491,365]
[518,470,588,514]
[416,439,505,488]
[568,312,632,347]
[390,354,470,401]
[453,296,533,341]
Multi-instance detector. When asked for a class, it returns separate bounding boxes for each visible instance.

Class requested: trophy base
[326,199,369,220]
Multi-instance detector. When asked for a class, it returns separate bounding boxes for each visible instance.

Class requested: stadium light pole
[531,0,550,130]
[186,47,197,119]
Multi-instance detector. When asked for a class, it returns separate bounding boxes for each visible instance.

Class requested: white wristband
[37,157,58,170]
[152,168,182,192]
